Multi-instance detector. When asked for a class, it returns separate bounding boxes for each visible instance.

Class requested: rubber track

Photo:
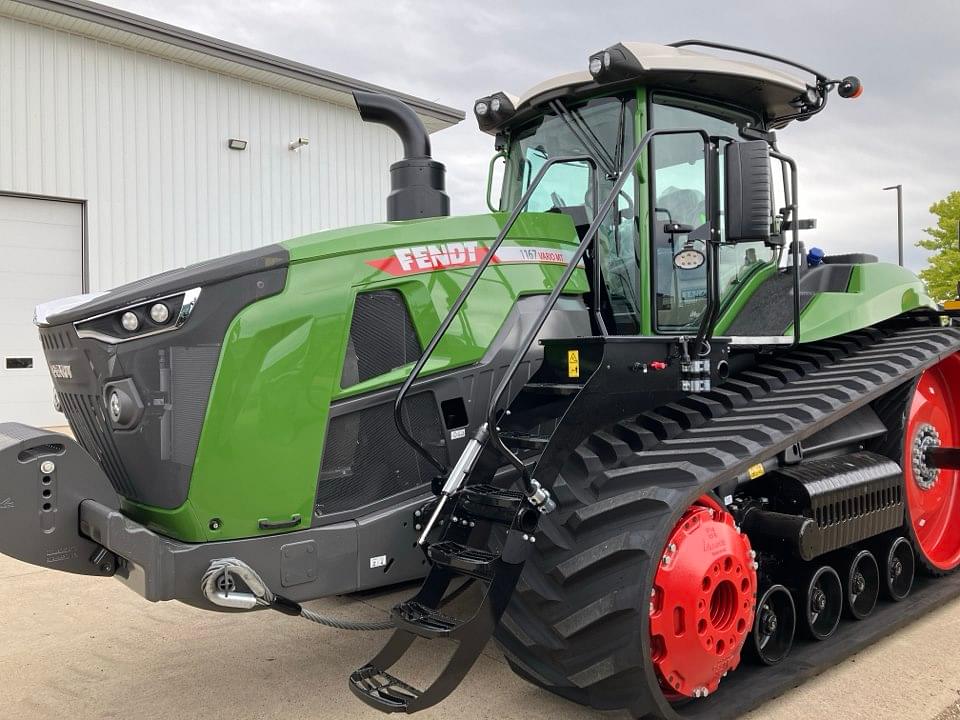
[495,323,960,719]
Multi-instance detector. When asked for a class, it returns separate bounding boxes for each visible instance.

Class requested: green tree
[918,191,960,303]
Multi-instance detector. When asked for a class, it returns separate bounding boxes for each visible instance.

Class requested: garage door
[0,195,83,428]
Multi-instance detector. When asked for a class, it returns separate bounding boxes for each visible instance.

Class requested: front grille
[37,260,287,511]
[316,392,446,517]
[40,321,221,508]
[59,391,135,497]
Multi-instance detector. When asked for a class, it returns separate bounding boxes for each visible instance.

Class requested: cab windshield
[502,95,640,333]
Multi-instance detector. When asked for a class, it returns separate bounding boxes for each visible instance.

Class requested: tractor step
[391,600,464,639]
[350,665,422,713]
[351,517,536,713]
[458,484,526,523]
[427,541,497,580]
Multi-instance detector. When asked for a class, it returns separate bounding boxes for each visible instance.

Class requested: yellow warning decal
[748,463,765,480]
[567,350,580,378]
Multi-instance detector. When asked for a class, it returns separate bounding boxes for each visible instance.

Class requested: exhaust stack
[353,91,450,221]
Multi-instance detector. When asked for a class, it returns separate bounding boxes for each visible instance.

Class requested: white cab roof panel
[510,42,811,124]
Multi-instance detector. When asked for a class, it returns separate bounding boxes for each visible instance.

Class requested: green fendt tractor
[3,40,960,719]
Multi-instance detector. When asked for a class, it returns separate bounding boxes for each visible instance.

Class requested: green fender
[788,263,937,342]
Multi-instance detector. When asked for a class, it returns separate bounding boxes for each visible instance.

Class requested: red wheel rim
[649,496,756,699]
[903,354,960,571]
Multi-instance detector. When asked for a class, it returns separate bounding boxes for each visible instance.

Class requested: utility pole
[883,184,904,266]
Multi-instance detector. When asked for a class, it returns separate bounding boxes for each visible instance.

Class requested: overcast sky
[110,0,960,272]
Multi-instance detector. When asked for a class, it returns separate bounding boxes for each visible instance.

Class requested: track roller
[836,549,880,620]
[872,535,916,601]
[794,565,843,641]
[747,584,796,666]
[649,496,757,699]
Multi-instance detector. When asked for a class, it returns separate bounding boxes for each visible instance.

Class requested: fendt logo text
[49,364,73,379]
[366,243,577,277]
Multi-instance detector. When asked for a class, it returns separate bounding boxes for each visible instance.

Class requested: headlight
[121,311,140,332]
[150,303,170,324]
[74,288,201,344]
[473,92,517,133]
[587,44,643,83]
[103,379,144,429]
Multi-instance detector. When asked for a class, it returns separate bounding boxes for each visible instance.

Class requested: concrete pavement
[3,553,960,720]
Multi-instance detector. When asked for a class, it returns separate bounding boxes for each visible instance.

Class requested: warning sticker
[567,350,580,378]
[747,463,765,480]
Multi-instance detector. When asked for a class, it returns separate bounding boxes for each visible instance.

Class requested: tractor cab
[476,41,862,341]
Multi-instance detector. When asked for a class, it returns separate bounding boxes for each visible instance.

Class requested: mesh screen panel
[341,290,422,388]
[169,345,221,466]
[316,393,446,516]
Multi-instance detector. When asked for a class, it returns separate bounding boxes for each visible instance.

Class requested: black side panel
[724,264,849,336]
[341,290,422,388]
[46,244,288,325]
[316,295,594,525]
[316,392,447,517]
[41,266,287,509]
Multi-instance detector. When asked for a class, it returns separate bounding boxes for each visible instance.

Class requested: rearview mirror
[725,140,772,242]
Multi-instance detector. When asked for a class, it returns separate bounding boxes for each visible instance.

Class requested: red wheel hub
[904,353,960,571]
[649,496,756,699]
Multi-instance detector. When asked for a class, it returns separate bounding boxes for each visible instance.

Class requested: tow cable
[201,558,472,632]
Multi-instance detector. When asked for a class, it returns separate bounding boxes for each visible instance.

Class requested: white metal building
[0,0,463,426]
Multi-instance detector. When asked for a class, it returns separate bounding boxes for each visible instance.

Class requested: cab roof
[484,42,814,133]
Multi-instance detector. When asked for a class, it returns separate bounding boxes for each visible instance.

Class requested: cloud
[108,0,960,273]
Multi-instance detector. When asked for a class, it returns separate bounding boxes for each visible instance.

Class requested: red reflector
[650,361,668,371]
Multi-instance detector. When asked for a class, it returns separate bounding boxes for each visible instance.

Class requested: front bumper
[78,496,427,609]
[0,422,427,610]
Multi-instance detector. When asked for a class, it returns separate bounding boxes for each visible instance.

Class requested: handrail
[485,151,507,212]
[770,149,802,346]
[393,153,600,473]
[485,127,714,490]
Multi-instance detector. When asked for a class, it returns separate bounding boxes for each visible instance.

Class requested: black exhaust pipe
[353,91,450,221]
